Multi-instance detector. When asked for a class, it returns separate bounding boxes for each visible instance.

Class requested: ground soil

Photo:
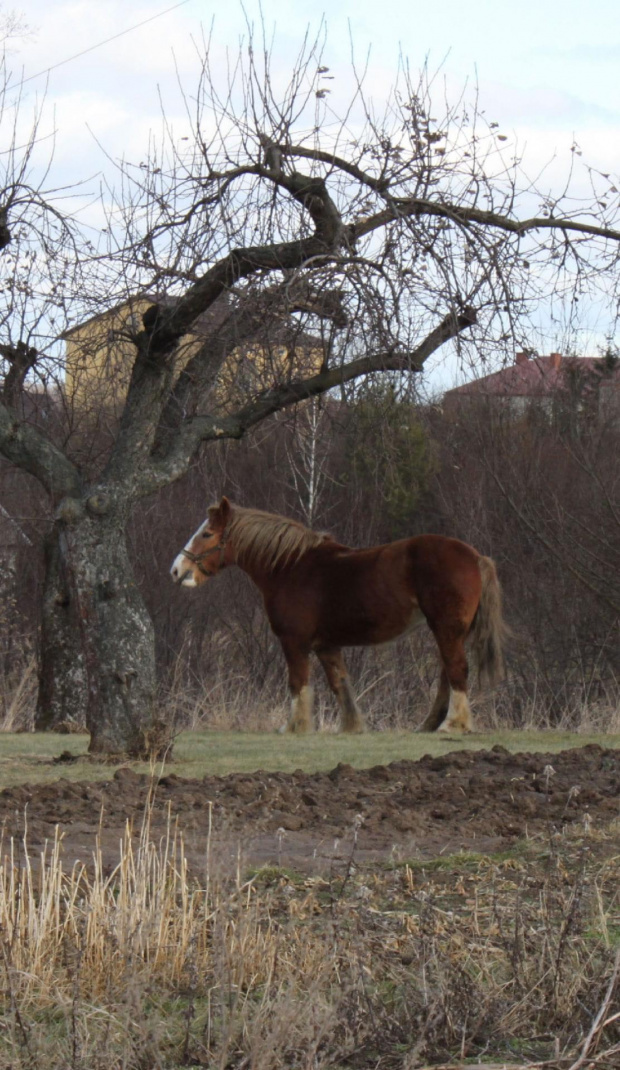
[1,744,619,874]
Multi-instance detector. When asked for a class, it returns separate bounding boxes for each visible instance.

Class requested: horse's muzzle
[170,561,193,586]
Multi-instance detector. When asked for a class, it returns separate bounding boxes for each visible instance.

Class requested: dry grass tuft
[1,801,620,1068]
[0,655,37,732]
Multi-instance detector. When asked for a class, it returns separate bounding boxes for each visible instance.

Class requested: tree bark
[35,531,88,730]
[51,499,167,757]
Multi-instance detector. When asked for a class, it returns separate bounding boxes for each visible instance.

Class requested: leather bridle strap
[181,525,230,576]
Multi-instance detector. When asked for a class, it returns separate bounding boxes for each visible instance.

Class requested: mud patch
[1,744,618,873]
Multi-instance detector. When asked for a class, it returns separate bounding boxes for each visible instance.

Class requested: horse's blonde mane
[227,505,329,571]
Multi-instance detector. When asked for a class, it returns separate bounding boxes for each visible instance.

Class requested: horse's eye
[203,529,213,538]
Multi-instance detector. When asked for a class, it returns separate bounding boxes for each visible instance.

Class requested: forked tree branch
[277,141,620,243]
[136,173,344,357]
[0,399,81,502]
[152,281,348,458]
[105,166,347,481]
[351,198,620,244]
[140,306,476,493]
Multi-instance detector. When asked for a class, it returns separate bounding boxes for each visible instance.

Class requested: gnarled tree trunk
[45,497,165,757]
[35,531,87,731]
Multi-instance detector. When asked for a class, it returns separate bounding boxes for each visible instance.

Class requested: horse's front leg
[280,640,314,733]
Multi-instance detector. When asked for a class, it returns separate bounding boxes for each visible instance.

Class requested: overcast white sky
[10,0,619,160]
[6,0,620,383]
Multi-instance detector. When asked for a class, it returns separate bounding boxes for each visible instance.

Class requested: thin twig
[567,947,620,1070]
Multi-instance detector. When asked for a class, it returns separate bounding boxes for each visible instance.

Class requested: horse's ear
[208,495,232,530]
[219,496,231,525]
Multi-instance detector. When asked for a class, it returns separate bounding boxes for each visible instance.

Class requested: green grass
[0,727,619,789]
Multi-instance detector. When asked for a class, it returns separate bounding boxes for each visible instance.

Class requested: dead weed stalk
[0,806,620,1068]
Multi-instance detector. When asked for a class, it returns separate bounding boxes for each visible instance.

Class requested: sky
[5,0,620,385]
[9,0,619,164]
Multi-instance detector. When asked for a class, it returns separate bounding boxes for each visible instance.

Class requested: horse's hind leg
[417,668,450,732]
[430,630,473,734]
[317,648,364,733]
[281,641,314,733]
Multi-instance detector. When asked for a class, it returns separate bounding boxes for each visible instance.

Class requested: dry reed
[0,655,37,732]
[1,799,620,1069]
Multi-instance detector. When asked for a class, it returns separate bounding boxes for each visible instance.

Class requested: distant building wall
[443,351,620,427]
[63,296,324,415]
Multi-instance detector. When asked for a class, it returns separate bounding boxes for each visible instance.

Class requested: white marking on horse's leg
[438,689,473,734]
[286,685,314,733]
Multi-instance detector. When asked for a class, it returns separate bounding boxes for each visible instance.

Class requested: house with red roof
[443,351,620,426]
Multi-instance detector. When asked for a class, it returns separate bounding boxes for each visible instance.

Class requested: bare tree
[0,29,93,730]
[2,29,620,753]
[284,399,332,526]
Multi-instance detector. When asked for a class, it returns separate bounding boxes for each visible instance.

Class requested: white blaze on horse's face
[170,519,216,588]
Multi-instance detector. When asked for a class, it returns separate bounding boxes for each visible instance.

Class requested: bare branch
[0,400,81,502]
[351,197,620,245]
[142,306,476,493]
[0,340,38,406]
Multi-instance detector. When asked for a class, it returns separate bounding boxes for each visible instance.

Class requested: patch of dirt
[1,744,618,873]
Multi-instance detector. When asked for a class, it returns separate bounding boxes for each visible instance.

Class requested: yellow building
[63,295,324,415]
[64,296,197,412]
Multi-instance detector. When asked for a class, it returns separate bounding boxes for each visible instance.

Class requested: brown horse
[171,497,507,734]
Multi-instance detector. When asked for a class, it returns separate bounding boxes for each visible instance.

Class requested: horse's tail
[471,556,508,687]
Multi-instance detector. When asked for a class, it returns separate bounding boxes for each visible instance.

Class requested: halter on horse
[178,527,230,576]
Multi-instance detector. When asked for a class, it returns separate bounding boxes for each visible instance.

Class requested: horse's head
[171,496,233,588]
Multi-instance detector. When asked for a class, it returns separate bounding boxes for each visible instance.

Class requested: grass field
[2,728,620,1068]
[0,727,619,789]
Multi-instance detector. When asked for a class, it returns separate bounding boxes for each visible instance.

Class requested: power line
[6,0,192,93]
